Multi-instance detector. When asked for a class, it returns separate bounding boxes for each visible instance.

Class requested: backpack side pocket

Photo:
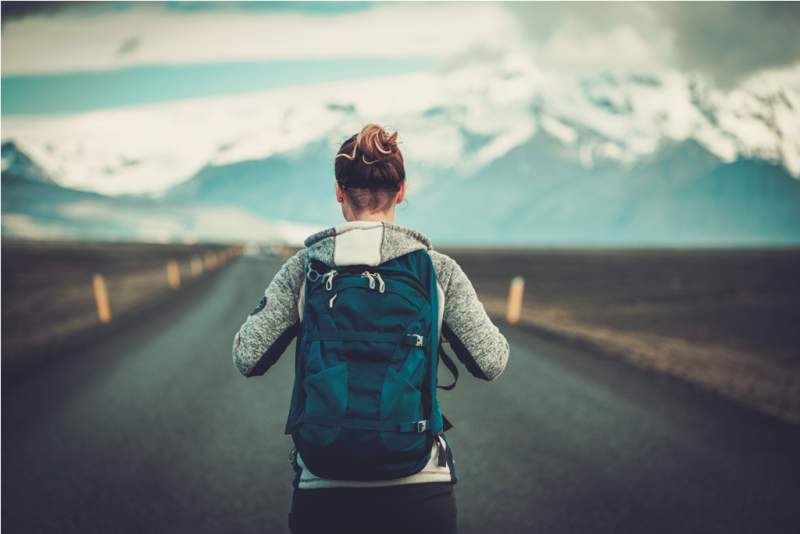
[298,362,348,447]
[379,347,427,455]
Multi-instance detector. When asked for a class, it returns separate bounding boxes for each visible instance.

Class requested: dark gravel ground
[1,239,234,358]
[445,247,800,363]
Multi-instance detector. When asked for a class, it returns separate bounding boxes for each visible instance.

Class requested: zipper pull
[373,272,385,293]
[328,293,338,308]
[323,269,337,290]
[361,271,376,290]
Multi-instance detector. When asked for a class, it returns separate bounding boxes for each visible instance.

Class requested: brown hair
[334,123,405,212]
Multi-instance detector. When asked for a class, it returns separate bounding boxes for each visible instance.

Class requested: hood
[304,220,432,267]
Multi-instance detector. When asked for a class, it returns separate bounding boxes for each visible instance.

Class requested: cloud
[658,2,800,87]
[115,36,141,57]
[506,2,800,87]
[0,2,521,75]
[5,2,796,88]
[505,2,670,67]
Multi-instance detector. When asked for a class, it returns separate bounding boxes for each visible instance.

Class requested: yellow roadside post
[166,259,181,289]
[92,273,112,324]
[506,276,525,325]
[190,255,204,276]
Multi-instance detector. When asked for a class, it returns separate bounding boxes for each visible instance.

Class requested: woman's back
[232,124,509,534]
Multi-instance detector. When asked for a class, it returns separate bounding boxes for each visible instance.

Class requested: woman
[232,123,510,534]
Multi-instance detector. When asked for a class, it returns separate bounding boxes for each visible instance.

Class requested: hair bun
[334,123,405,193]
[357,124,398,164]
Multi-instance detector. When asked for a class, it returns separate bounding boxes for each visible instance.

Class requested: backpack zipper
[308,269,422,306]
[314,265,425,300]
[377,269,427,300]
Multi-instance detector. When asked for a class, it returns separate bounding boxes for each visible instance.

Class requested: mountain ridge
[2,57,798,197]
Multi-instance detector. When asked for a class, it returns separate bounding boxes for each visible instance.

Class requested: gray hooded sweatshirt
[232,220,510,488]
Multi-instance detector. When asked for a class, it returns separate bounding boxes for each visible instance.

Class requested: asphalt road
[3,254,800,533]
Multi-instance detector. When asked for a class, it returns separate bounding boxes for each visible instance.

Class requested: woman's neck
[344,207,395,224]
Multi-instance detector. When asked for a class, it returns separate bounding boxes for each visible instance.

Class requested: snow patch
[540,116,577,145]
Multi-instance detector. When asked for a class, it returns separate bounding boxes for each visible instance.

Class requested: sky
[1,1,517,115]
[1,1,799,195]
[3,1,799,114]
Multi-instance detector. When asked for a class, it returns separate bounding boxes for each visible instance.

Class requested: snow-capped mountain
[1,141,321,244]
[2,53,800,245]
[160,131,800,245]
[3,54,799,196]
[1,140,54,184]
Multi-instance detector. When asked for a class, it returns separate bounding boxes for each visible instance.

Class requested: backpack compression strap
[437,344,457,433]
[437,343,459,391]
[306,330,427,346]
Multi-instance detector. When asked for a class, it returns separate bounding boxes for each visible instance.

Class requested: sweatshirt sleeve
[429,250,510,381]
[232,248,306,377]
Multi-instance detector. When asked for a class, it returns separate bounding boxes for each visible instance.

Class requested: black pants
[288,482,457,534]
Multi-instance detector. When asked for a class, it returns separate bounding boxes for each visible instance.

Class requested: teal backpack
[284,248,457,481]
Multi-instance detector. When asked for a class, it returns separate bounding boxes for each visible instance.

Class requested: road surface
[4,254,799,533]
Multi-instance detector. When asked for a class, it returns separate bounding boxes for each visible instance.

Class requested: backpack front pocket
[298,363,348,447]
[379,366,427,454]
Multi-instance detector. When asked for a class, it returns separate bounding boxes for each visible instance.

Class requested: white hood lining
[333,222,384,266]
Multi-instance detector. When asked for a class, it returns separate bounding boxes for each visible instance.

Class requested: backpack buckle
[403,334,424,347]
[415,420,428,433]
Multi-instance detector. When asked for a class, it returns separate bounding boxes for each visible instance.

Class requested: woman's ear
[335,181,344,203]
[395,181,406,204]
